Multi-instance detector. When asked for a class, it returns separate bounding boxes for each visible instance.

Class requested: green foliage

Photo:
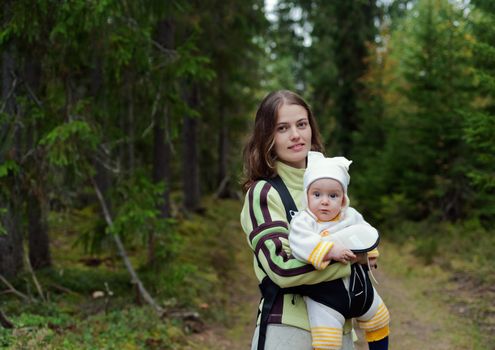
[462,3,495,223]
[0,160,19,178]
[44,268,130,296]
[108,174,165,238]
[386,218,495,286]
[40,120,99,172]
[463,111,495,190]
[175,37,215,82]
[61,207,109,255]
[0,207,7,235]
[105,172,181,263]
[353,0,476,224]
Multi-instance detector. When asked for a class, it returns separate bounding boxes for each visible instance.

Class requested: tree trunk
[153,20,174,220]
[334,0,377,155]
[216,82,231,198]
[91,50,113,232]
[24,54,51,270]
[148,19,174,264]
[122,72,135,174]
[150,110,171,263]
[0,26,24,277]
[182,84,201,212]
[0,203,24,278]
[152,114,171,218]
[27,196,51,269]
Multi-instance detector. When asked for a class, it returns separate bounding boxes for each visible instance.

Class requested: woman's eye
[297,121,308,129]
[277,125,288,132]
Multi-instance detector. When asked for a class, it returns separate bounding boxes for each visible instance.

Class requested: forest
[1,0,494,349]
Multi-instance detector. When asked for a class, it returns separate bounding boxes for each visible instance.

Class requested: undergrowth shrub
[383,218,495,285]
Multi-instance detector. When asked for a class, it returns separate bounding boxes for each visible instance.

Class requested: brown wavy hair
[242,90,324,192]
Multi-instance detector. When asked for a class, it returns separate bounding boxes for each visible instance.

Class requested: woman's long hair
[242,90,324,192]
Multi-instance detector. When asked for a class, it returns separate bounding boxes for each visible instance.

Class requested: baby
[289,152,390,350]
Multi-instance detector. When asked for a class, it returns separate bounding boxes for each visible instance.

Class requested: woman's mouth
[289,143,305,152]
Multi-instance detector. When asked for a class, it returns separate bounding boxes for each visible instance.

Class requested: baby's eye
[313,192,320,198]
[330,193,338,199]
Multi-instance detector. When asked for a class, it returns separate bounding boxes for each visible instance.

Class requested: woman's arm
[240,180,351,289]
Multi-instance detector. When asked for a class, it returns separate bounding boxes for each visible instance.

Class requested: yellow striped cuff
[365,325,389,342]
[308,241,334,270]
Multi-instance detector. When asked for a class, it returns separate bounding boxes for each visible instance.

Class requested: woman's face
[273,103,312,169]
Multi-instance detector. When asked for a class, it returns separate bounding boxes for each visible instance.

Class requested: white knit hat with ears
[302,151,353,210]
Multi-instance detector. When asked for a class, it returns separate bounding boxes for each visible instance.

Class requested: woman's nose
[289,126,300,140]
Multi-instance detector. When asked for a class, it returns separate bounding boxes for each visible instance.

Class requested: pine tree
[465,0,495,223]
[355,0,474,222]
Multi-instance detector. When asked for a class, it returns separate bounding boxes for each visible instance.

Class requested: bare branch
[214,175,230,199]
[0,309,14,329]
[0,274,30,302]
[151,40,179,61]
[91,177,164,315]
[0,76,18,114]
[24,251,46,302]
[47,283,79,296]
[22,80,43,108]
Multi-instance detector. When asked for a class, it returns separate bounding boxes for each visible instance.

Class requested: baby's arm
[289,212,354,269]
[324,240,356,264]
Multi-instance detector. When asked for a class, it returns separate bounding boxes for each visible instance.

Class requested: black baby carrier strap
[266,175,297,223]
[256,175,297,350]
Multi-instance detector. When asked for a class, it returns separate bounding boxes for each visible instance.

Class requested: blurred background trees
[1,0,494,278]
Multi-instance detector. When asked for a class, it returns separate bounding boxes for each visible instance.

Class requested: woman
[240,90,355,350]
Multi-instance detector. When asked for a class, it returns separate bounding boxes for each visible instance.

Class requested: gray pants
[251,324,355,350]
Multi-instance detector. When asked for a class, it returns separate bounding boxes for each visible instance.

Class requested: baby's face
[307,178,345,221]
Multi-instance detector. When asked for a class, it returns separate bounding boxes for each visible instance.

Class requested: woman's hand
[351,253,369,265]
[324,241,355,264]
[351,253,378,268]
[368,256,378,269]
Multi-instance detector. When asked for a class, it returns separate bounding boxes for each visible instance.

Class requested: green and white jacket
[240,161,352,331]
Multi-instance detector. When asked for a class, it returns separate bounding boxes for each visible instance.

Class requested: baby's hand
[324,241,355,264]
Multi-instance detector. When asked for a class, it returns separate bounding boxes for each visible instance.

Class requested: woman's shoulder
[241,179,288,227]
[245,178,277,194]
[243,179,286,206]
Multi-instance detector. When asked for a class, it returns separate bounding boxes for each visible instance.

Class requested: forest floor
[1,198,492,349]
[185,238,492,350]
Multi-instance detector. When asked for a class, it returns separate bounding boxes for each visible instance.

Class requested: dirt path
[188,240,487,350]
[354,266,457,349]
